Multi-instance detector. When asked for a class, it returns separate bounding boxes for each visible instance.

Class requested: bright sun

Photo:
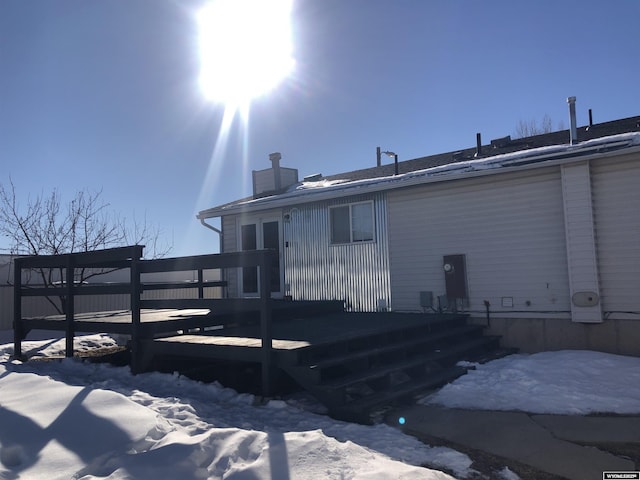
[197,0,295,108]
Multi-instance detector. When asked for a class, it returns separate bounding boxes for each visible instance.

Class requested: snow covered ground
[422,350,640,415]
[1,331,640,479]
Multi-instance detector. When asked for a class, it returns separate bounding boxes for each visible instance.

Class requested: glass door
[239,217,282,297]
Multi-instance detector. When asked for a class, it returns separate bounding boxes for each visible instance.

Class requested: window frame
[329,200,375,245]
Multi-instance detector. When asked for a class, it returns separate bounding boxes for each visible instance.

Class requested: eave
[197,133,640,220]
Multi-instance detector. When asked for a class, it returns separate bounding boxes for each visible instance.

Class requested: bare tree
[514,114,556,138]
[0,181,171,313]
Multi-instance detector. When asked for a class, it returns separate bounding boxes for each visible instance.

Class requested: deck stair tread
[464,346,520,364]
[303,324,485,371]
[302,315,466,345]
[135,309,510,423]
[290,315,468,363]
[330,366,468,422]
[274,314,510,422]
[318,335,499,390]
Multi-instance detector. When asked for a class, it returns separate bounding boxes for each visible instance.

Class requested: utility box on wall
[443,254,468,300]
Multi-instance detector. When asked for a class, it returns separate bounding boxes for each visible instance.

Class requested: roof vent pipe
[376,146,381,167]
[588,109,593,127]
[567,96,578,145]
[475,133,482,157]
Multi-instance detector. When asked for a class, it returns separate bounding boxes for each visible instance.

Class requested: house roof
[197,115,640,219]
[325,115,640,182]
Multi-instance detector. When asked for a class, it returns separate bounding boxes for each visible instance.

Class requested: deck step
[319,335,498,390]
[306,324,484,371]
[278,313,511,423]
[291,314,469,365]
[282,322,478,386]
[464,346,519,364]
[329,366,467,423]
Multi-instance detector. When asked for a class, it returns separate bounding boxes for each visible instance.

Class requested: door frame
[237,214,284,298]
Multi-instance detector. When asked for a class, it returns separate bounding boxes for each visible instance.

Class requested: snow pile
[423,350,640,415]
[4,331,640,480]
[0,333,464,480]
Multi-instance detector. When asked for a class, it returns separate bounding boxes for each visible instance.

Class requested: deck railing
[13,246,277,393]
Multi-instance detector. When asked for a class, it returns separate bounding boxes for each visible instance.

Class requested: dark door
[240,219,282,296]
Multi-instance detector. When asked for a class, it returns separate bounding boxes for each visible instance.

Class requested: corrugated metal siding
[387,168,571,316]
[283,193,391,311]
[560,162,602,322]
[592,153,640,319]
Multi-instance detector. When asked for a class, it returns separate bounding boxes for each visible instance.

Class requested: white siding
[253,169,277,196]
[222,214,238,297]
[280,168,298,188]
[221,208,283,298]
[592,153,640,319]
[387,168,571,317]
[252,167,298,196]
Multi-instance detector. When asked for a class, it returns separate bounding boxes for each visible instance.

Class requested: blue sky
[1,0,638,256]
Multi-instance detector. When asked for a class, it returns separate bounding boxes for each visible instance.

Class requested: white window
[330,201,374,244]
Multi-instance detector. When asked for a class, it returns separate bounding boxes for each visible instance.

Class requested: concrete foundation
[469,316,640,357]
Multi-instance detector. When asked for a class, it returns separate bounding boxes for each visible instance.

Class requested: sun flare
[197,0,295,108]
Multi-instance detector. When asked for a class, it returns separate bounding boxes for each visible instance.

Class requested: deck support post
[259,251,274,397]
[197,269,204,299]
[13,258,23,359]
[65,258,75,358]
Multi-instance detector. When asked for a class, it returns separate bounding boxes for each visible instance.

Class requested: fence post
[13,258,23,359]
[198,269,204,299]
[65,256,75,358]
[130,255,142,373]
[259,250,273,396]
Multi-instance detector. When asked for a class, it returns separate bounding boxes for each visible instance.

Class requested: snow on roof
[199,132,640,218]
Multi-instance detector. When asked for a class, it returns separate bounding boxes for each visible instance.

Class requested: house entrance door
[239,217,282,297]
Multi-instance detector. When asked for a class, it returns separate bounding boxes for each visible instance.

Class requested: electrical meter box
[443,254,468,300]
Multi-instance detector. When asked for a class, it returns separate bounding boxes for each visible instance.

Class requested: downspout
[199,218,224,253]
[199,217,226,297]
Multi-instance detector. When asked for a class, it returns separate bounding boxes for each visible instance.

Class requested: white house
[197,106,640,356]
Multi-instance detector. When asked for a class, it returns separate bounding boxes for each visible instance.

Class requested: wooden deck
[148,312,448,364]
[12,247,512,420]
[20,308,441,365]
[19,308,215,335]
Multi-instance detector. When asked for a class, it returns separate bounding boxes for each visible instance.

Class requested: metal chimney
[567,96,578,145]
[269,152,282,190]
[475,133,482,157]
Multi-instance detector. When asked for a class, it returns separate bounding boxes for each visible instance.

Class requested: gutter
[198,138,640,219]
